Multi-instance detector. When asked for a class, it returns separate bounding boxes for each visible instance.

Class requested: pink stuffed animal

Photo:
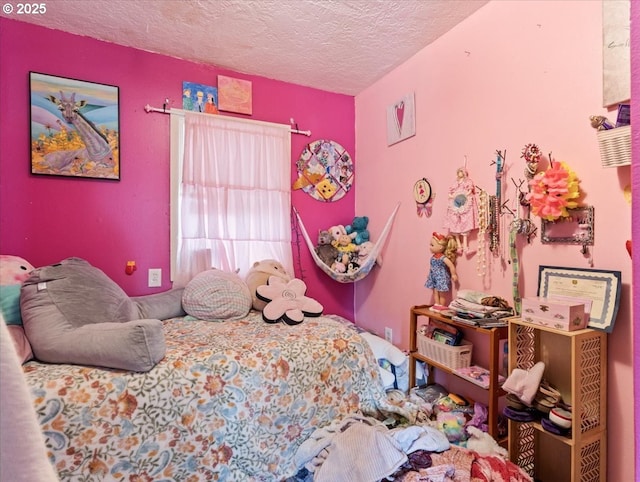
[0,255,36,363]
[328,224,347,242]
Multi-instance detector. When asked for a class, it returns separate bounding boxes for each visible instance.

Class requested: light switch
[148,268,162,287]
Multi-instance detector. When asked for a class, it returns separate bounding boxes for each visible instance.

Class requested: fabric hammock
[294,203,400,283]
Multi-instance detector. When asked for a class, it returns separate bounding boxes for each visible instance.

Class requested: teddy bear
[315,229,338,267]
[245,259,291,311]
[317,229,332,246]
[345,216,370,245]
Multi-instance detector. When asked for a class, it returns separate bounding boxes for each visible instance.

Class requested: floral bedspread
[23,312,392,481]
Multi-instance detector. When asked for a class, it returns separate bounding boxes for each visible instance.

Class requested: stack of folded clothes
[447,290,514,326]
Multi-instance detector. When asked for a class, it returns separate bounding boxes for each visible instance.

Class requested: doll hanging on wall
[442,167,478,253]
[425,232,459,310]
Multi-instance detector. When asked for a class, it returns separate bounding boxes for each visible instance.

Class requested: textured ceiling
[3,0,489,95]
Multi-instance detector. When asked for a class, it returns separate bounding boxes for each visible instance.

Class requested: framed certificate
[537,266,621,333]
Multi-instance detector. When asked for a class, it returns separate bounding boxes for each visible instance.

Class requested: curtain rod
[144,104,312,137]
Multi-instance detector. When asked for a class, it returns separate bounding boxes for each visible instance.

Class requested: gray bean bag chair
[21,257,185,372]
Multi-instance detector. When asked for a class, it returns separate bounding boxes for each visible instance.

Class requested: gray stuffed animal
[315,229,338,267]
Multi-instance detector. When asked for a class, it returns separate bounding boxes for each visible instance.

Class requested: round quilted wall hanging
[293,139,354,202]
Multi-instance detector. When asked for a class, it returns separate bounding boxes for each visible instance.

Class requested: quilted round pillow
[182,269,252,322]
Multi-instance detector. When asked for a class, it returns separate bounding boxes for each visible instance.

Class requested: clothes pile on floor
[288,411,531,482]
[293,414,450,482]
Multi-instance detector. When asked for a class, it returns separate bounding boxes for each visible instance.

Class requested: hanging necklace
[477,189,489,277]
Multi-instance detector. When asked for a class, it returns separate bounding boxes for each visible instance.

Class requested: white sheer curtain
[170,110,293,287]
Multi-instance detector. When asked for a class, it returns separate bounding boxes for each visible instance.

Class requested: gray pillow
[21,257,166,372]
[133,288,186,320]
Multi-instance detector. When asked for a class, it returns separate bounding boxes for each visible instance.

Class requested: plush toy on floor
[464,426,508,458]
[245,259,291,311]
[436,411,467,443]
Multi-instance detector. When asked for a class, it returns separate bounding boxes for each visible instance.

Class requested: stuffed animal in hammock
[315,229,339,267]
[345,215,370,245]
[256,276,323,325]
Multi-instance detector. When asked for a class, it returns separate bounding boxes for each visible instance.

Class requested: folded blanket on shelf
[449,299,512,318]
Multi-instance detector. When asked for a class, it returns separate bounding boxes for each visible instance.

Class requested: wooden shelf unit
[508,318,607,482]
[407,304,508,439]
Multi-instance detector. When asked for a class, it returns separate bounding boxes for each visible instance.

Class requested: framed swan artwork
[386,92,416,146]
[29,72,120,180]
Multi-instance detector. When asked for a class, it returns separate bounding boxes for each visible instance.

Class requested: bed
[19,312,532,482]
[3,257,531,482]
[22,311,396,481]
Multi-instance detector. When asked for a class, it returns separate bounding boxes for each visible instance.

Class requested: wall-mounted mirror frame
[540,206,594,245]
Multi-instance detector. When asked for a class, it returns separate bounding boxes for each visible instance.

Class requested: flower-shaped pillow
[256,276,323,325]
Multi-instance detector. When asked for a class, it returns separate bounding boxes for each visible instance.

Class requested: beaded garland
[488,195,499,253]
[476,189,489,277]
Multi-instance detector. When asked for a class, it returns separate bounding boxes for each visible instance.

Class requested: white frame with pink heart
[386,92,416,146]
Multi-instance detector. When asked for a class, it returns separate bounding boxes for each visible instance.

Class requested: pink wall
[355,1,633,480]
[0,18,355,318]
[2,3,638,476]
[631,0,640,475]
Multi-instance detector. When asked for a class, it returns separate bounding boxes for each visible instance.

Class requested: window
[170,111,292,286]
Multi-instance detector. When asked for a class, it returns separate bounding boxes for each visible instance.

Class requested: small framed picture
[217,75,252,115]
[386,92,416,146]
[30,72,120,180]
[182,81,219,114]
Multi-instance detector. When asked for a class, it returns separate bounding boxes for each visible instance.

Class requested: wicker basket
[417,333,473,370]
[597,125,631,168]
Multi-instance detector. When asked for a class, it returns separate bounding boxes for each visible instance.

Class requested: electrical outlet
[384,327,393,343]
[148,268,162,287]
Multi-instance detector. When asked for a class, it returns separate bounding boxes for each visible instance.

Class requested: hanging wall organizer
[293,139,353,202]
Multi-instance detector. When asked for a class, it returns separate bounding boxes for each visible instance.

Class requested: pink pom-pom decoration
[525,161,580,221]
